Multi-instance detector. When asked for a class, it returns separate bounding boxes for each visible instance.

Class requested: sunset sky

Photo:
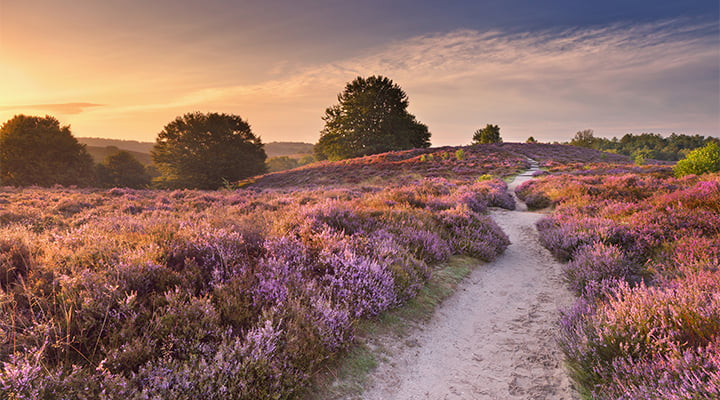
[1,0,718,146]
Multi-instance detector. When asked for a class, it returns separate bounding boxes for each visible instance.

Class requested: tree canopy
[314,76,431,161]
[96,150,151,188]
[0,115,95,187]
[568,130,717,161]
[152,112,266,189]
[570,129,600,148]
[472,124,502,144]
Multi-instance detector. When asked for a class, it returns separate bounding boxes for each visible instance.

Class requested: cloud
[0,102,105,115]
[96,19,719,144]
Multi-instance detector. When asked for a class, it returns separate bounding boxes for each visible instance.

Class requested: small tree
[570,129,599,148]
[97,150,151,188]
[673,142,720,177]
[152,112,266,189]
[0,115,95,186]
[314,76,431,161]
[472,124,502,144]
[526,136,537,143]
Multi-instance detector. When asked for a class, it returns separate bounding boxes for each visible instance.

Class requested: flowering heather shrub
[537,167,720,398]
[471,179,516,210]
[536,215,633,262]
[515,180,552,210]
[564,243,642,295]
[0,167,515,398]
[560,279,720,399]
[439,206,510,261]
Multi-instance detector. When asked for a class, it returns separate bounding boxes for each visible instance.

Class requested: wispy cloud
[96,19,719,144]
[0,102,105,115]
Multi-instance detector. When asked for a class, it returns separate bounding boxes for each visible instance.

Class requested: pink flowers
[533,167,720,398]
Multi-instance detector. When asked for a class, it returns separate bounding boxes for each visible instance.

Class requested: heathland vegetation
[517,162,720,398]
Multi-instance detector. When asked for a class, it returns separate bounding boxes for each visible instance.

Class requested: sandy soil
[360,166,578,400]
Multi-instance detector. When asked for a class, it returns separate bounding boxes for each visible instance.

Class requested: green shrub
[673,142,720,177]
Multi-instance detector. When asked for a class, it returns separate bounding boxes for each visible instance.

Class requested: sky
[0,0,718,146]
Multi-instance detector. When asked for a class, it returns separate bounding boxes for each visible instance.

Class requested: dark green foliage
[267,156,300,173]
[569,129,598,148]
[298,154,316,166]
[569,131,718,162]
[86,145,153,165]
[673,142,720,177]
[472,124,502,144]
[0,115,96,187]
[96,150,151,188]
[314,76,431,161]
[526,136,537,143]
[152,112,267,189]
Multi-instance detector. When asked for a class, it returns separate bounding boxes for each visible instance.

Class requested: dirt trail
[361,164,577,399]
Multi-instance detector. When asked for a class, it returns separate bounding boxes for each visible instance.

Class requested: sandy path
[361,166,577,399]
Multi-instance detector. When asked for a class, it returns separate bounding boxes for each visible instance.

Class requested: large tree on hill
[314,76,431,161]
[0,115,95,187]
[152,112,266,189]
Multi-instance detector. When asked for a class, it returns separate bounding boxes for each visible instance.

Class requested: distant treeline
[569,131,720,161]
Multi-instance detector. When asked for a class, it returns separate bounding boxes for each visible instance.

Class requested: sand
[360,165,578,399]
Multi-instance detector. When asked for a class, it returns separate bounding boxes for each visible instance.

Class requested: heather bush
[560,279,720,399]
[439,206,510,261]
[563,242,643,295]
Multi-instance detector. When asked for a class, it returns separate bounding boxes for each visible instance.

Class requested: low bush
[673,142,720,177]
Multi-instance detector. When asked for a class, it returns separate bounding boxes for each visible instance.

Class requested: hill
[243,143,632,189]
[77,137,314,161]
[77,137,155,153]
[264,141,313,158]
[85,145,153,165]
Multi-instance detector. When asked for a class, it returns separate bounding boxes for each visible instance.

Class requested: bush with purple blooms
[533,166,720,398]
[0,174,513,398]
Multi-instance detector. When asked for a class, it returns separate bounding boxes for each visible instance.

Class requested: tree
[472,124,502,144]
[96,150,151,188]
[152,112,267,189]
[526,136,537,143]
[673,142,720,177]
[0,115,95,187]
[314,76,430,161]
[570,129,599,149]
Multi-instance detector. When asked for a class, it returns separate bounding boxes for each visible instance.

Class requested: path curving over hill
[361,164,577,399]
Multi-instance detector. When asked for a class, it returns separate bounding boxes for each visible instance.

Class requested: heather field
[0,143,563,399]
[517,166,720,398]
[4,143,709,399]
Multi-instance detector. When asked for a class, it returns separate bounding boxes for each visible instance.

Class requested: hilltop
[244,143,632,188]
